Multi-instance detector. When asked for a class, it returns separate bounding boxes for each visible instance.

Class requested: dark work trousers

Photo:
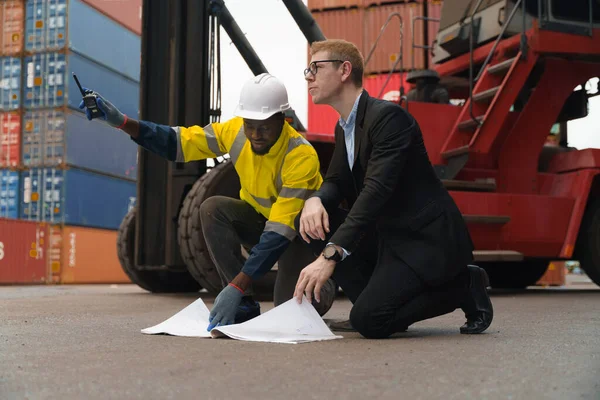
[295,207,469,339]
[199,196,316,306]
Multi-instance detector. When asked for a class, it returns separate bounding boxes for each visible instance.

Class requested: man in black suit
[293,39,494,339]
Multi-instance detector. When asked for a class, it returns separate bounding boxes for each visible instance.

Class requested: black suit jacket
[314,90,474,285]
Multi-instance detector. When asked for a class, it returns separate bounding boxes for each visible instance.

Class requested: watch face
[323,245,337,259]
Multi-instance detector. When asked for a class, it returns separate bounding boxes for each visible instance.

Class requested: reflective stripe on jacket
[132,117,322,279]
[173,117,322,240]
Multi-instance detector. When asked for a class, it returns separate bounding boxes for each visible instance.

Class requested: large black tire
[480,260,550,289]
[177,161,278,296]
[117,208,201,293]
[574,198,600,286]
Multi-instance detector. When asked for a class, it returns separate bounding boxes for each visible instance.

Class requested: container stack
[306,0,443,133]
[0,0,142,285]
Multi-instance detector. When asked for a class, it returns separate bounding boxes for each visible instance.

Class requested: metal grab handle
[376,56,405,99]
[412,16,440,70]
[364,12,403,72]
[363,12,406,103]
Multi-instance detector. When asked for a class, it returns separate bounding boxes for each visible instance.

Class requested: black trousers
[200,196,315,306]
[295,207,469,339]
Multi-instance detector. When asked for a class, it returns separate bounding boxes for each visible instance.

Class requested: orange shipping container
[426,1,442,69]
[0,218,48,284]
[364,2,426,74]
[307,72,410,136]
[49,225,131,284]
[312,8,365,55]
[80,0,142,36]
[308,0,362,11]
[0,0,24,56]
[0,112,20,168]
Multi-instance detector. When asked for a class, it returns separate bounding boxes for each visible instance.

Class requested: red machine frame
[306,20,600,264]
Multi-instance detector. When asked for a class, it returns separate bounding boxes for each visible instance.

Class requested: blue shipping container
[0,169,20,219]
[0,57,21,111]
[23,51,140,117]
[20,167,136,230]
[25,0,141,82]
[22,109,138,179]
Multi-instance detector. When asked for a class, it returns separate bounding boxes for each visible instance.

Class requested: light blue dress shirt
[327,92,362,260]
[338,92,362,170]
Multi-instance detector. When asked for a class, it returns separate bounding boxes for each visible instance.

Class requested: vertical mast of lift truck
[280,0,326,44]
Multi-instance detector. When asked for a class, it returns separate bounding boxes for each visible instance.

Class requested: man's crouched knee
[349,302,399,339]
[199,195,223,219]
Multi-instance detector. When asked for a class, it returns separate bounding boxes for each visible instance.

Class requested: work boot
[460,265,494,334]
[311,278,338,317]
[234,297,261,324]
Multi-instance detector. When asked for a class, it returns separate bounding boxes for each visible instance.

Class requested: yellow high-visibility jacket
[135,117,322,279]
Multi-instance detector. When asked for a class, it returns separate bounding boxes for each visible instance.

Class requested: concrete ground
[1,275,598,400]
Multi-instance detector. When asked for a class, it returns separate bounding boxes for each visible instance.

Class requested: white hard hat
[234,73,291,120]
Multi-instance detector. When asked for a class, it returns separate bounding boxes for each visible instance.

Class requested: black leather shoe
[327,319,408,333]
[460,265,494,334]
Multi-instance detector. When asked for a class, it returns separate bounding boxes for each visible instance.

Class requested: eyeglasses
[303,59,344,77]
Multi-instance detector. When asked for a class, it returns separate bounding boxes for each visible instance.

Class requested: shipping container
[22,108,138,179]
[0,169,20,218]
[307,72,411,134]
[20,167,136,229]
[0,111,21,167]
[362,0,410,7]
[426,1,442,68]
[23,51,140,117]
[0,56,21,111]
[0,218,48,284]
[80,0,142,36]
[312,8,365,56]
[0,0,25,56]
[25,0,141,82]
[47,224,130,284]
[364,2,426,73]
[308,0,362,11]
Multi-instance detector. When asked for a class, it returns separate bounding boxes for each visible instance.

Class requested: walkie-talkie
[72,73,101,119]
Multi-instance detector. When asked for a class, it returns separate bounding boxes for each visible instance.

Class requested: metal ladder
[439,0,534,179]
[439,0,596,180]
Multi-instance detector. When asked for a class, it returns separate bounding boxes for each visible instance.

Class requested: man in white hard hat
[79,73,336,330]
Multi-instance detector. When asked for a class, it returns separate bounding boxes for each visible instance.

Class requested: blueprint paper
[140,297,212,337]
[211,297,343,344]
[141,296,343,344]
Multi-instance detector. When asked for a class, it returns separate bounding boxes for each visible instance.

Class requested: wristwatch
[322,244,343,262]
